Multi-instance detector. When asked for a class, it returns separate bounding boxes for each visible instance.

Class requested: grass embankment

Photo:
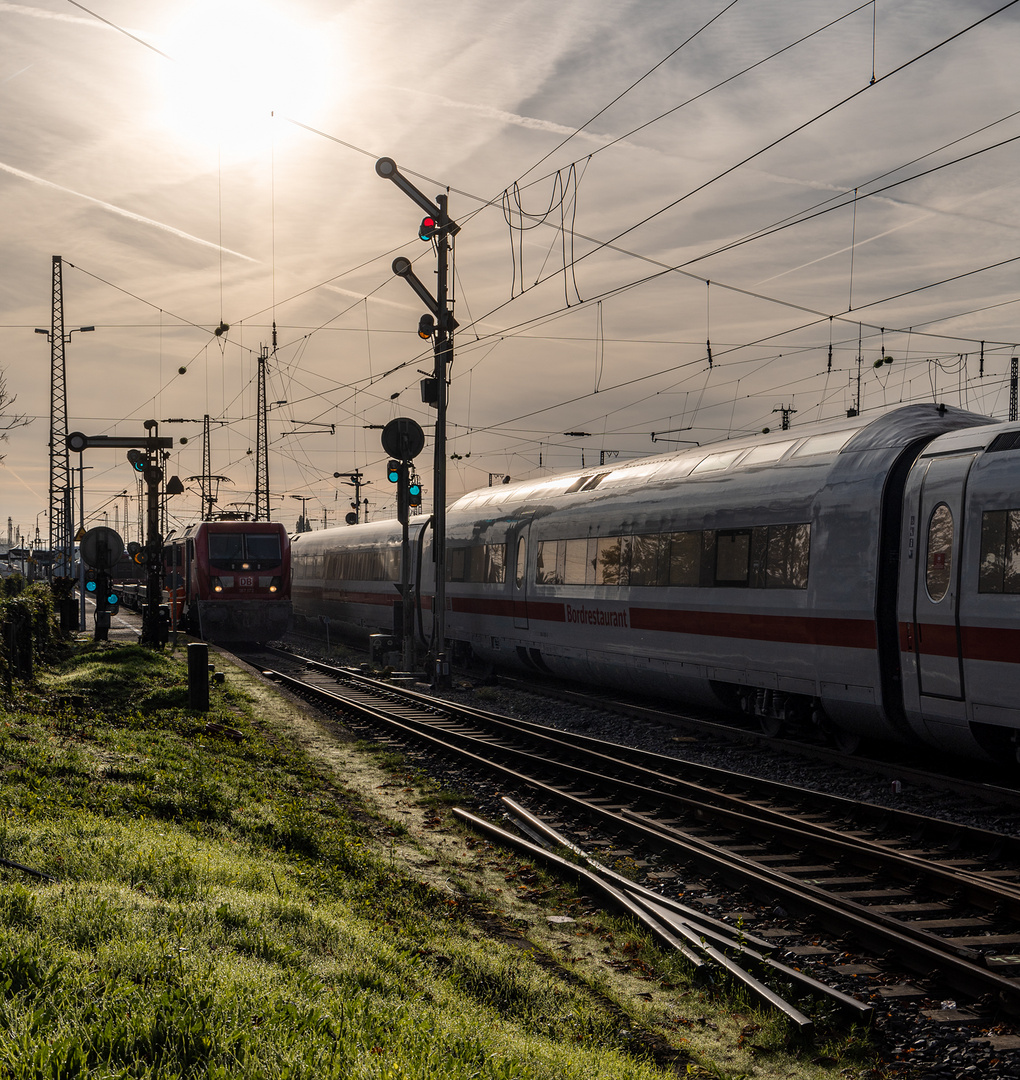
[0,642,877,1079]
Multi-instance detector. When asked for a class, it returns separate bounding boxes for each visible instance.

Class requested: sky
[3,0,1020,545]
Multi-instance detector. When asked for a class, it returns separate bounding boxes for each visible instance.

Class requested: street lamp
[288,494,312,533]
[35,325,95,342]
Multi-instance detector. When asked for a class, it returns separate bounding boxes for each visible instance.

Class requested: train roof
[450,403,997,516]
[164,520,289,545]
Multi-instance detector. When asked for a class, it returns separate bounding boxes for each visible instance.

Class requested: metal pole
[401,470,412,672]
[142,421,164,646]
[433,194,452,686]
[78,455,86,630]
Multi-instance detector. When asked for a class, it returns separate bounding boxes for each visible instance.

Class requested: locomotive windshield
[208,532,283,569]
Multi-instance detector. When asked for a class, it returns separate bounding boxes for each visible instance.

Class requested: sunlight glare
[156,0,334,158]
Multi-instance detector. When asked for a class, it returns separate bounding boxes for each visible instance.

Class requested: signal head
[127,449,147,472]
[418,313,435,340]
[386,459,401,483]
[408,479,422,507]
[419,216,437,241]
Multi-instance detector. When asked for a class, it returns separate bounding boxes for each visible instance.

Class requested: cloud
[0,160,257,261]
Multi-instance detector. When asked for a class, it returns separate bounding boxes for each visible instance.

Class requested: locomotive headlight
[269,576,281,593]
[241,562,250,570]
[212,577,224,593]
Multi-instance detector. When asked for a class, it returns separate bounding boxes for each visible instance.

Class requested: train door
[911,454,976,700]
[513,527,529,629]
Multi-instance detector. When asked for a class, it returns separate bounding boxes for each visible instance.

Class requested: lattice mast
[1011,356,1018,423]
[47,255,70,567]
[201,414,213,519]
[255,333,271,521]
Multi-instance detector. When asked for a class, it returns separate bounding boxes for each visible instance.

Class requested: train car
[290,404,1020,762]
[111,553,148,612]
[290,518,428,640]
[896,420,1020,760]
[164,520,292,642]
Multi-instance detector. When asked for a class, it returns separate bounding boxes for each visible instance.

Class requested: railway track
[493,671,1020,813]
[246,647,1020,1030]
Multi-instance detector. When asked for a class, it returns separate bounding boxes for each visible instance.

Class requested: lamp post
[289,495,311,533]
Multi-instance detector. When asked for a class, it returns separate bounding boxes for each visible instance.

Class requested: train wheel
[759,714,785,738]
[827,727,862,755]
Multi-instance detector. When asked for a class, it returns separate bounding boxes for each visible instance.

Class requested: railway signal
[379,415,426,673]
[66,423,172,645]
[377,156,460,686]
[386,459,410,525]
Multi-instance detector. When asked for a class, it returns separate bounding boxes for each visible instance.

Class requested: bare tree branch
[0,367,32,463]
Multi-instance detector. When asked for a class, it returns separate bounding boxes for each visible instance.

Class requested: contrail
[0,2,97,26]
[393,87,639,151]
[0,160,257,262]
[2,63,33,84]
[2,464,43,500]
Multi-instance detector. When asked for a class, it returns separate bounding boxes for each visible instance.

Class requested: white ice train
[291,404,1020,763]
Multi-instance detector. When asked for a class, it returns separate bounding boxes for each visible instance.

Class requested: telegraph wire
[513,0,746,187]
[512,0,876,197]
[504,0,1020,297]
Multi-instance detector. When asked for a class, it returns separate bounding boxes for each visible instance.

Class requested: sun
[154,0,334,159]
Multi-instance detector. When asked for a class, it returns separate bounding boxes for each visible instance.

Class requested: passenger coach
[291,404,1020,763]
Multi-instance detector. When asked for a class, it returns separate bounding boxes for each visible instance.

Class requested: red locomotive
[163,521,291,642]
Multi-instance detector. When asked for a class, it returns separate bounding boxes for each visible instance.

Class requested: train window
[629,534,667,586]
[515,536,526,589]
[714,529,752,587]
[245,534,282,562]
[562,539,589,585]
[749,527,769,589]
[668,531,701,586]
[448,548,467,582]
[691,449,742,474]
[925,503,954,602]
[486,544,507,584]
[536,540,564,584]
[766,523,811,589]
[791,430,855,457]
[595,536,626,585]
[979,509,1020,593]
[447,543,507,583]
[740,440,796,466]
[209,533,244,564]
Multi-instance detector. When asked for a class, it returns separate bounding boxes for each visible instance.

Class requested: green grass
[0,641,879,1079]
